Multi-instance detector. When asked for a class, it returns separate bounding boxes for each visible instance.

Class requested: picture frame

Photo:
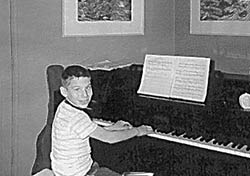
[62,0,144,36]
[190,0,250,36]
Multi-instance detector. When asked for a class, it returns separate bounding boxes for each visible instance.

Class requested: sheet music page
[137,54,210,103]
[137,55,176,97]
[170,56,210,102]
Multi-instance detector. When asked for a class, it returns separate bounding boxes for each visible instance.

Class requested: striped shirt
[50,100,97,176]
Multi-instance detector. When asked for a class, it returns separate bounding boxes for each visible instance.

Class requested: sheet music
[137,55,210,102]
[137,55,175,97]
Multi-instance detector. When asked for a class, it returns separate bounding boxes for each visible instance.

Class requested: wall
[0,1,12,176]
[8,0,175,176]
[175,0,250,74]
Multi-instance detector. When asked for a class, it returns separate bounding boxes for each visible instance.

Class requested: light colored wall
[175,0,250,74]
[0,1,12,176]
[9,0,175,176]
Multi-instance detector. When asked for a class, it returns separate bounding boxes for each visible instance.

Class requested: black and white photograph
[2,1,250,176]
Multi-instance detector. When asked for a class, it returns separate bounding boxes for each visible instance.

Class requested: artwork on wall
[190,0,250,36]
[62,0,144,36]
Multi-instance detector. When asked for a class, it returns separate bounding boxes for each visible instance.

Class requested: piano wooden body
[32,64,250,176]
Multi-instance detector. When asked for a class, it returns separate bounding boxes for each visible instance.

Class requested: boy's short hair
[61,65,91,88]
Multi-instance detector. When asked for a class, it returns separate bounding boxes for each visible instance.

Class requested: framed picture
[62,0,144,36]
[190,0,250,36]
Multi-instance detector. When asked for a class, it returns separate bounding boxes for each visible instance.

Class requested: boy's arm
[89,125,153,144]
[103,120,133,131]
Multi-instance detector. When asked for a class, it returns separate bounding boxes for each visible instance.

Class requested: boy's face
[62,76,93,108]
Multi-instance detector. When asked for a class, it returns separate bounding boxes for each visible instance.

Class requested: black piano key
[217,141,223,145]
[171,131,177,136]
[156,128,172,135]
[171,129,185,137]
[205,137,214,143]
[190,134,201,140]
[231,143,239,148]
[236,143,245,150]
[164,129,174,134]
[217,139,230,145]
[186,132,200,139]
[214,136,225,145]
[199,137,206,142]
[222,141,231,147]
[192,135,202,140]
[185,132,200,140]
[183,134,193,139]
[176,131,186,137]
[212,139,218,144]
[212,138,229,146]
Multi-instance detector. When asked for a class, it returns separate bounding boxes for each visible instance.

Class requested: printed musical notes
[137,54,210,102]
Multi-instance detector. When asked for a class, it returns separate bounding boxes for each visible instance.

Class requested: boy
[50,65,153,176]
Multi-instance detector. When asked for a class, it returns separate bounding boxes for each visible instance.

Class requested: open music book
[137,54,211,103]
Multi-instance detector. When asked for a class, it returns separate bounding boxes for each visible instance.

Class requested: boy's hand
[136,125,154,136]
[105,120,133,131]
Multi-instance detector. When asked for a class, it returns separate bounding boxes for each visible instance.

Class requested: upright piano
[32,63,250,176]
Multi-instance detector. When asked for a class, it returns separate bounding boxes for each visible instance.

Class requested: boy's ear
[60,86,68,98]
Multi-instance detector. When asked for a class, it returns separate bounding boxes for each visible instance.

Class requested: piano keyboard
[93,118,250,159]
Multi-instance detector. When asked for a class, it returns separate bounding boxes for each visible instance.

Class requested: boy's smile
[61,77,93,108]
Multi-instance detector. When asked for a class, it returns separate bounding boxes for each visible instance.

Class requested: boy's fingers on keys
[144,125,153,132]
[118,120,132,127]
[117,120,126,124]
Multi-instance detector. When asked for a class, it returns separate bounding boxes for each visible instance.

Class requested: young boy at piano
[50,65,153,176]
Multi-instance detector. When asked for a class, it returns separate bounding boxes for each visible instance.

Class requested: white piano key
[195,136,203,141]
[169,130,176,136]
[234,144,241,149]
[241,145,248,151]
[226,142,234,148]
[207,138,216,144]
[179,133,187,138]
[191,136,201,140]
[165,130,174,135]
